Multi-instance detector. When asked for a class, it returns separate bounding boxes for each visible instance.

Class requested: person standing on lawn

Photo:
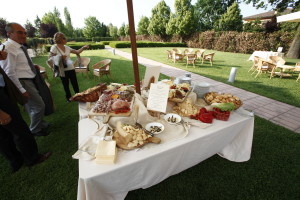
[0,50,52,173]
[0,23,50,136]
[49,32,89,102]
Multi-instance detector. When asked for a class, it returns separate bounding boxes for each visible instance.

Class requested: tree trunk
[286,24,300,59]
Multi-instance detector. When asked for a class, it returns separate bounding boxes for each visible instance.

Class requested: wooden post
[126,0,141,94]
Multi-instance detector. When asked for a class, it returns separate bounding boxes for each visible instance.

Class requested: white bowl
[164,113,182,124]
[145,122,164,135]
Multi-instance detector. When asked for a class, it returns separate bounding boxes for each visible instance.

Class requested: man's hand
[0,109,12,125]
[0,50,7,60]
[22,92,30,100]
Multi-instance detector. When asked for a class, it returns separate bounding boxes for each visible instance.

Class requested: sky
[1,0,269,29]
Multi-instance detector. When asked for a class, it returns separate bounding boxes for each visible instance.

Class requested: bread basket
[204,92,242,110]
[70,83,107,102]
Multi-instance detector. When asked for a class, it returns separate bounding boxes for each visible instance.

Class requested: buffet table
[76,104,254,200]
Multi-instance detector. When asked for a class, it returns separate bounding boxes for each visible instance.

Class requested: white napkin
[234,107,254,117]
[72,121,113,160]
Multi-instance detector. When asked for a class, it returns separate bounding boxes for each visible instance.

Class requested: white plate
[164,113,182,124]
[145,122,164,135]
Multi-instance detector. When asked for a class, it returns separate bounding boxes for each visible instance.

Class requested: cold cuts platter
[88,84,135,117]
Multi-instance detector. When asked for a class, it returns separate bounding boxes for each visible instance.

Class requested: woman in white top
[49,32,89,102]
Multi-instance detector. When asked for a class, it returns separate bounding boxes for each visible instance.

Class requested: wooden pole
[126,0,141,94]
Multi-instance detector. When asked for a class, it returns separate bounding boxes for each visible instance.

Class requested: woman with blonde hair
[49,32,89,102]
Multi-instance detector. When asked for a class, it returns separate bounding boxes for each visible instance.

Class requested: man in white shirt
[0,23,49,136]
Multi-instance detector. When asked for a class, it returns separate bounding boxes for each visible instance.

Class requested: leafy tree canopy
[137,16,150,35]
[148,0,171,37]
[82,16,102,38]
[217,2,243,31]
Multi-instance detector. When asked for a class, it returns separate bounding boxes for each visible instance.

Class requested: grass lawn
[0,49,299,200]
[121,47,300,108]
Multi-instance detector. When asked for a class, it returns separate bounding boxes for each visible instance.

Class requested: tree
[0,18,8,38]
[243,0,300,58]
[217,2,243,31]
[24,20,36,38]
[148,0,171,37]
[166,0,197,40]
[82,16,102,38]
[265,15,279,33]
[40,23,58,38]
[125,24,130,36]
[34,15,41,37]
[64,7,74,37]
[194,0,235,31]
[108,23,118,38]
[74,28,84,38]
[117,23,126,36]
[41,7,66,34]
[243,18,264,32]
[137,16,150,35]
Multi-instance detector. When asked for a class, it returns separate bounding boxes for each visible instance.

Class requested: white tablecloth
[77,110,254,200]
[248,51,281,61]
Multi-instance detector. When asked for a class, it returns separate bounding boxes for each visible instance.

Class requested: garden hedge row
[109,41,186,48]
[44,43,105,52]
[197,31,295,54]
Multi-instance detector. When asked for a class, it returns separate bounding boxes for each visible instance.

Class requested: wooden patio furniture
[92,59,112,80]
[74,57,91,78]
[186,53,197,68]
[166,50,173,60]
[172,52,184,63]
[195,49,206,61]
[202,52,215,66]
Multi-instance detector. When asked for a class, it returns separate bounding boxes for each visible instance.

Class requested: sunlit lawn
[0,49,299,200]
[122,47,300,107]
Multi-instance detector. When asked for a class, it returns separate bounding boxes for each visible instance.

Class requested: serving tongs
[133,105,153,136]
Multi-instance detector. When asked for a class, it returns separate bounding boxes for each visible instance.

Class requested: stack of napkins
[95,140,117,164]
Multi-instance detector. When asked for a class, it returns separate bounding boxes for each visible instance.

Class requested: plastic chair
[74,57,91,78]
[92,59,112,80]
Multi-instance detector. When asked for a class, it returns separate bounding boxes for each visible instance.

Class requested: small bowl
[164,113,182,124]
[145,122,164,135]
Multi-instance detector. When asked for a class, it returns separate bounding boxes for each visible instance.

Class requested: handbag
[55,46,68,68]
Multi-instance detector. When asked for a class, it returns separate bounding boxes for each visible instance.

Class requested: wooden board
[88,98,135,117]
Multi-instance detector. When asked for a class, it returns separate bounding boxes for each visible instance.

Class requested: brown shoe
[29,152,52,166]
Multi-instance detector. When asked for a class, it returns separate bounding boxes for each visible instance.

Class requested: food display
[90,84,135,115]
[164,113,182,124]
[190,107,214,123]
[145,122,164,134]
[173,98,199,117]
[204,92,242,110]
[163,81,192,102]
[70,83,107,102]
[114,121,161,150]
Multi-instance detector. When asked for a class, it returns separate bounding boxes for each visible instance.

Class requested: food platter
[113,121,161,150]
[70,83,107,102]
[89,85,135,117]
[204,92,242,110]
[168,83,193,103]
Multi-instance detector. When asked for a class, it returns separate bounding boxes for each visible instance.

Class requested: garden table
[273,65,296,78]
[76,105,254,200]
[248,51,281,61]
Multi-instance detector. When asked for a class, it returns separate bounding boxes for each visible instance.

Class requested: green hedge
[198,31,295,54]
[109,41,186,48]
[92,37,115,42]
[44,43,105,52]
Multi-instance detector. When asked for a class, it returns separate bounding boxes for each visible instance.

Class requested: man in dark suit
[0,50,52,173]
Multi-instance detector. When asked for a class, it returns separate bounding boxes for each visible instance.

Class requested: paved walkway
[105,46,300,134]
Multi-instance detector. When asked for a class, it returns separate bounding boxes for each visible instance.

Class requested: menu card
[142,66,161,89]
[147,83,169,113]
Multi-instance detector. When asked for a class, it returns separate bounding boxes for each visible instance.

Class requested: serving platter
[204,92,242,110]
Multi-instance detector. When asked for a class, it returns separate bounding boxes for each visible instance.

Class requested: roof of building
[243,8,293,20]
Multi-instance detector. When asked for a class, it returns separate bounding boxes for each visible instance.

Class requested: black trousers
[60,69,79,100]
[0,88,39,169]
